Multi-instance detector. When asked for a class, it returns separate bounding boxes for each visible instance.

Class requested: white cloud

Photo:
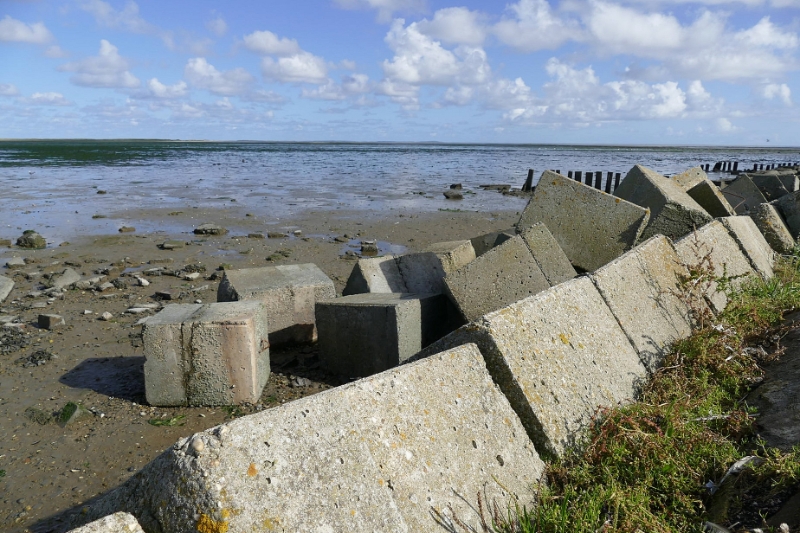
[715,117,738,132]
[303,74,371,100]
[333,0,426,23]
[261,52,328,84]
[78,0,153,34]
[44,45,68,58]
[243,30,302,57]
[0,83,20,96]
[0,15,53,44]
[494,0,576,52]
[243,89,286,104]
[415,7,487,46]
[206,16,227,37]
[148,78,188,98]
[59,40,140,89]
[184,57,254,95]
[763,83,792,106]
[28,92,72,106]
[378,79,419,109]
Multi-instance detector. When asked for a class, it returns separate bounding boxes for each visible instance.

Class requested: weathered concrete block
[751,203,795,254]
[775,190,800,238]
[674,221,756,313]
[38,313,65,329]
[316,293,451,377]
[419,277,647,459]
[749,173,790,201]
[217,264,335,345]
[672,166,707,191]
[614,165,712,241]
[67,512,144,533]
[396,240,476,294]
[444,236,551,322]
[342,255,405,295]
[719,216,774,279]
[470,228,514,257]
[591,235,695,373]
[0,275,13,303]
[519,223,577,285]
[143,302,270,406]
[685,180,736,218]
[81,344,544,533]
[721,174,768,215]
[52,267,81,289]
[775,172,799,193]
[518,170,650,271]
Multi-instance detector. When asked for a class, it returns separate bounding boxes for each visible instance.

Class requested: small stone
[16,231,46,249]
[74,280,93,290]
[99,312,113,321]
[96,282,114,292]
[136,277,150,287]
[191,437,205,455]
[184,272,200,281]
[443,190,463,200]
[293,230,302,236]
[267,232,288,239]
[194,224,228,236]
[96,190,107,194]
[83,310,93,315]
[450,183,463,190]
[5,257,26,269]
[155,290,173,300]
[58,401,91,426]
[38,314,65,329]
[247,233,265,239]
[160,241,185,250]
[334,236,349,243]
[119,226,136,233]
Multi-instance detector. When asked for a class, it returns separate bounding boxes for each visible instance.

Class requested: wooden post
[713,162,722,171]
[614,173,621,190]
[522,169,534,192]
[604,171,613,193]
[575,171,582,182]
[568,170,574,179]
[594,171,602,190]
[733,162,739,172]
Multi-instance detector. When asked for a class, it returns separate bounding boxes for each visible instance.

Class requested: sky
[0,0,798,145]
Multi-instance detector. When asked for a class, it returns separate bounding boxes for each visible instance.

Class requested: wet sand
[0,204,523,533]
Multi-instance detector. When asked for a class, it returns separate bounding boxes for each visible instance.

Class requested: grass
[469,252,800,533]
[148,415,186,427]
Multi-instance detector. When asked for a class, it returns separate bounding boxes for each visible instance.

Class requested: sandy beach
[0,203,523,533]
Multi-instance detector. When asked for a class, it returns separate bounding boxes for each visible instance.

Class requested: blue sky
[0,0,798,144]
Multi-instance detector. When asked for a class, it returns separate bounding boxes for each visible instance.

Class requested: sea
[0,140,798,242]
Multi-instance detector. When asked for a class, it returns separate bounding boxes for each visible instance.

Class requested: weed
[222,405,246,419]
[148,415,186,427]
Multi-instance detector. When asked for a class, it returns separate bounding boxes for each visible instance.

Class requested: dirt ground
[0,206,522,533]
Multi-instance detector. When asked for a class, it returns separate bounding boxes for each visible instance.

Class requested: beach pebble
[194,223,228,236]
[118,226,136,233]
[136,277,150,287]
[267,232,288,239]
[184,272,200,281]
[443,190,463,200]
[99,312,113,321]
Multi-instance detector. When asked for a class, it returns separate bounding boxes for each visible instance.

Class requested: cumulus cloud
[78,0,154,34]
[243,30,301,56]
[243,89,286,104]
[44,45,68,58]
[0,83,20,96]
[0,15,53,44]
[59,40,140,89]
[261,52,328,84]
[148,78,188,98]
[333,0,426,23]
[303,74,370,100]
[28,92,72,106]
[184,58,254,95]
[415,7,487,46]
[762,83,792,105]
[493,0,577,52]
[206,16,227,37]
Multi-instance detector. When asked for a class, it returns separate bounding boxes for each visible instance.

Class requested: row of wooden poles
[522,169,622,194]
[704,162,799,173]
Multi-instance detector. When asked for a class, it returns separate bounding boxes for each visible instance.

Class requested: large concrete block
[672,166,707,190]
[396,240,476,294]
[67,512,144,533]
[719,216,775,279]
[0,275,13,303]
[316,293,451,377]
[614,165,712,241]
[751,203,795,254]
[749,173,790,201]
[518,170,650,272]
[775,171,799,193]
[143,302,270,406]
[217,263,335,344]
[673,167,735,218]
[721,174,768,215]
[419,277,647,459]
[674,221,756,313]
[591,236,695,374]
[81,344,544,533]
[444,235,551,322]
[776,190,800,238]
[470,228,514,257]
[342,255,405,295]
[519,223,577,285]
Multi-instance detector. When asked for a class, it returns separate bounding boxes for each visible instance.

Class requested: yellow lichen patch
[262,516,281,530]
[559,333,570,344]
[196,513,229,533]
[247,463,258,477]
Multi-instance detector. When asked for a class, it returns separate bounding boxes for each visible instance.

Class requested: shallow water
[1,140,797,242]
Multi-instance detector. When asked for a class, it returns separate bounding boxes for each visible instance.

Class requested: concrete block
[721,174,768,215]
[38,313,65,329]
[672,166,707,190]
[342,255,406,295]
[519,223,577,285]
[143,301,270,406]
[0,275,13,303]
[52,267,81,289]
[470,229,515,257]
[591,236,695,373]
[749,173,790,201]
[614,165,712,241]
[751,203,795,254]
[776,172,799,193]
[67,512,144,533]
[217,264,335,345]
[675,221,756,313]
[316,293,451,377]
[419,277,647,459]
[776,190,800,238]
[81,344,543,533]
[518,170,650,272]
[686,180,736,218]
[444,235,551,322]
[397,240,476,294]
[719,216,775,279]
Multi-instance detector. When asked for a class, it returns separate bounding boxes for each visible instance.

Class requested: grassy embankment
[463,249,800,532]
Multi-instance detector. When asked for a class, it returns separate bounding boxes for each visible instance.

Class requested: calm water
[1,140,798,242]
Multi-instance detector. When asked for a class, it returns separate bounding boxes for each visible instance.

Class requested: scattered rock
[361,240,379,254]
[57,401,91,426]
[450,183,463,190]
[154,290,173,301]
[136,277,150,287]
[159,241,185,250]
[24,406,52,425]
[443,190,464,200]
[38,314,65,329]
[247,233,265,239]
[74,280,93,290]
[119,226,136,233]
[293,230,303,236]
[0,327,29,354]
[111,278,128,289]
[96,282,114,292]
[51,268,81,289]
[184,272,200,281]
[334,236,349,243]
[16,231,46,249]
[268,232,288,239]
[5,257,26,269]
[99,312,113,321]
[18,349,57,367]
[193,223,228,236]
[96,190,107,194]
[91,214,107,219]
